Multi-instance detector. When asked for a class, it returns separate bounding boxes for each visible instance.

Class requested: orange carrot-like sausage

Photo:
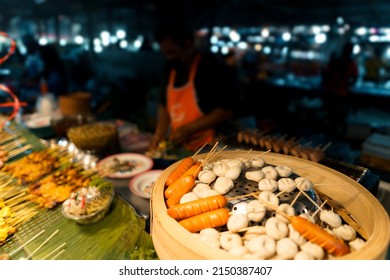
[165,175,196,208]
[165,157,194,187]
[290,216,350,257]
[164,162,202,199]
[167,194,227,220]
[179,208,230,233]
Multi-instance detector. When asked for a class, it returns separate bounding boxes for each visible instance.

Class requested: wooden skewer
[26,229,59,260]
[227,191,262,201]
[8,144,32,158]
[206,145,228,164]
[192,142,208,158]
[322,142,332,152]
[41,242,66,260]
[9,229,46,256]
[0,134,21,145]
[51,248,66,260]
[9,211,38,228]
[292,166,312,171]
[4,192,27,204]
[289,189,302,206]
[295,185,321,209]
[312,199,328,218]
[1,139,27,151]
[314,183,350,186]
[202,141,219,165]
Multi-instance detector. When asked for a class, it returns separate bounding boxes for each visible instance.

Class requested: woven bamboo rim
[150,151,390,260]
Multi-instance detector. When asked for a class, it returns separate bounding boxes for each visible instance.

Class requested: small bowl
[62,185,115,225]
[67,122,118,153]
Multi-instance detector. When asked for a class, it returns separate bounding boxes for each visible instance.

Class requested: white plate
[97,153,153,179]
[129,170,163,199]
[24,115,51,128]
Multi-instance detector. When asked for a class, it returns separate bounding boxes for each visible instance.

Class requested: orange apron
[167,54,215,151]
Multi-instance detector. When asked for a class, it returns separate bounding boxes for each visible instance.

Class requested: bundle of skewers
[161,145,367,259]
[0,130,33,169]
[236,130,331,163]
[0,143,103,246]
[0,229,66,260]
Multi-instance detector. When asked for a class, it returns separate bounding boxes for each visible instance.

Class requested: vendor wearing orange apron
[149,24,235,152]
[166,54,215,151]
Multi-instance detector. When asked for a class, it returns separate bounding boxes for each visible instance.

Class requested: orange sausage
[165,175,195,208]
[290,216,350,257]
[164,162,202,199]
[165,157,194,187]
[179,208,230,233]
[167,194,227,220]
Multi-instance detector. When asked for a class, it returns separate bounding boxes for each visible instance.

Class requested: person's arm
[169,107,232,145]
[149,104,170,149]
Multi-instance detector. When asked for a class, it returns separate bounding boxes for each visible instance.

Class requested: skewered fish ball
[275,203,295,223]
[276,238,299,259]
[295,177,313,191]
[246,235,276,259]
[213,176,234,194]
[220,233,242,251]
[258,178,278,192]
[320,210,342,228]
[245,170,265,182]
[224,166,241,180]
[261,166,278,180]
[258,191,279,211]
[227,213,248,232]
[198,170,216,184]
[265,217,288,240]
[275,165,293,178]
[278,178,296,193]
[246,200,266,222]
[332,224,356,241]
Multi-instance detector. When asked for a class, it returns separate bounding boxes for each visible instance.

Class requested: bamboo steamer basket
[150,150,390,260]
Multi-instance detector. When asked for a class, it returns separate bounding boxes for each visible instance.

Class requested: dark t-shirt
[159,52,237,114]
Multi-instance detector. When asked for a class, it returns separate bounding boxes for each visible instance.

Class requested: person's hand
[169,124,194,145]
[148,133,164,151]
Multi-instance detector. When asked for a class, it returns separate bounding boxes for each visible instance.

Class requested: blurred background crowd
[0,0,390,156]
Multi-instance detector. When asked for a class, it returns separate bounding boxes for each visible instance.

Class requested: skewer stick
[4,191,26,204]
[289,189,302,206]
[41,242,66,260]
[314,183,349,186]
[192,142,208,158]
[311,199,328,218]
[259,149,271,156]
[206,145,228,164]
[51,248,66,260]
[9,211,38,228]
[292,166,312,171]
[322,142,332,152]
[202,141,219,164]
[251,193,290,220]
[227,191,262,201]
[26,229,59,260]
[295,185,321,209]
[9,229,46,256]
[8,144,32,158]
[241,148,253,160]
